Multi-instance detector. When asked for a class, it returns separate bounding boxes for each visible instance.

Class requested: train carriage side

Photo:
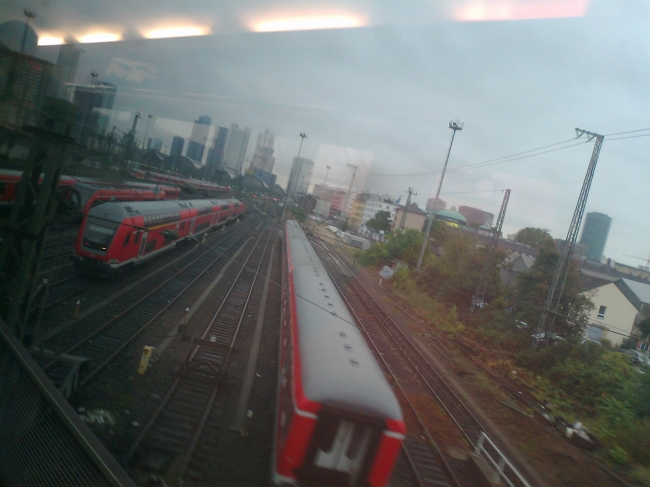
[72,198,243,274]
[274,220,405,487]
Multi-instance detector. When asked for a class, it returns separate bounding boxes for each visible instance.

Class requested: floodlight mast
[416,119,463,269]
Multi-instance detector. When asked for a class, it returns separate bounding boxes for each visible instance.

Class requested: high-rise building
[52,44,82,100]
[250,130,275,173]
[186,115,211,163]
[579,212,612,261]
[426,197,447,213]
[205,126,229,178]
[71,81,117,145]
[223,123,251,175]
[147,137,162,152]
[458,206,494,227]
[287,157,315,196]
[170,136,185,157]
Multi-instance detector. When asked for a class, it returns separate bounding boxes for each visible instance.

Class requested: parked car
[516,321,529,329]
[580,338,602,346]
[618,349,650,368]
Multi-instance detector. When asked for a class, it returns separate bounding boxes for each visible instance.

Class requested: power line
[603,127,650,137]
[369,137,580,178]
[605,133,650,142]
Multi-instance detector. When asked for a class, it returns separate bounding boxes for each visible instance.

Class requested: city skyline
[24,12,649,267]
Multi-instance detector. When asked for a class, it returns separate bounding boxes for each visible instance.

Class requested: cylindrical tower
[579,212,612,261]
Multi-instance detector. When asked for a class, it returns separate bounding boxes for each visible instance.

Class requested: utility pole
[471,189,511,314]
[281,132,307,222]
[323,165,331,187]
[399,187,415,231]
[142,114,153,151]
[533,129,604,349]
[417,119,464,269]
[343,163,358,229]
[122,112,141,177]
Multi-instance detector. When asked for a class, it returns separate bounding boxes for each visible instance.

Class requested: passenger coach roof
[87,198,238,221]
[285,221,402,421]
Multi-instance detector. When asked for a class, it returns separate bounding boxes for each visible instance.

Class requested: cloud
[106,57,158,83]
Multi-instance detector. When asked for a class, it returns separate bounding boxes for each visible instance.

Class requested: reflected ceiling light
[253,15,365,32]
[79,32,122,43]
[454,1,587,22]
[145,26,208,39]
[38,36,64,46]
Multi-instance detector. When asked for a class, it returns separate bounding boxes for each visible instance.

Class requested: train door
[189,219,195,235]
[299,409,381,486]
[138,232,148,258]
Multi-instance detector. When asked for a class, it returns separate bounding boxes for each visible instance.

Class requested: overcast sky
[3,1,649,265]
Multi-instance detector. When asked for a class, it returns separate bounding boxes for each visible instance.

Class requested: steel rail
[41,219,257,387]
[122,226,272,480]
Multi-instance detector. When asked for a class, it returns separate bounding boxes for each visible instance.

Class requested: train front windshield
[83,220,118,251]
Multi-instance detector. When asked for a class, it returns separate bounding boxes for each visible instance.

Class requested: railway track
[38,218,258,392]
[123,225,273,480]
[311,233,531,487]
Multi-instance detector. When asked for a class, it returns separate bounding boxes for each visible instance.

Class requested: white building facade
[287,157,314,196]
[223,123,251,176]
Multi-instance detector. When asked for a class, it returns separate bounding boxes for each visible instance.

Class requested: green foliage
[360,229,423,267]
[291,208,307,222]
[636,316,650,339]
[514,227,554,248]
[513,240,593,338]
[606,445,629,465]
[515,341,635,407]
[365,210,392,234]
[419,231,506,306]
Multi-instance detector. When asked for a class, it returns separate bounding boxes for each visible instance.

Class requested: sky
[2,0,649,266]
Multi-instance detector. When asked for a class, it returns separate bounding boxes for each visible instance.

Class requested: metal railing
[474,432,531,487]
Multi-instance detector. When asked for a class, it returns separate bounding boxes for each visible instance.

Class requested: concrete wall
[582,283,638,346]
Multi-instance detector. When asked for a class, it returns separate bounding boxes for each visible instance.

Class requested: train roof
[285,221,402,421]
[87,198,241,223]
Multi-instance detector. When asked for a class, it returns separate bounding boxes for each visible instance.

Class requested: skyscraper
[251,130,275,173]
[186,115,211,163]
[205,126,229,178]
[579,212,612,261]
[170,136,185,157]
[222,123,251,175]
[71,81,117,145]
[52,44,82,100]
[287,157,315,196]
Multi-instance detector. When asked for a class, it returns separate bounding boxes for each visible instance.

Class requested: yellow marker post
[138,346,155,375]
[73,300,81,318]
[201,233,207,245]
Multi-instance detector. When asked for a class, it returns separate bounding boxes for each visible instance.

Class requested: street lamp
[416,119,464,269]
[281,132,307,222]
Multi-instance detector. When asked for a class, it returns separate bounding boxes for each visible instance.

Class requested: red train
[71,198,245,274]
[0,169,180,219]
[275,220,405,486]
[129,169,229,194]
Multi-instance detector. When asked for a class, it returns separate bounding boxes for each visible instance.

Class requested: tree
[636,316,650,339]
[514,240,593,338]
[514,227,554,249]
[365,210,392,234]
[360,229,423,267]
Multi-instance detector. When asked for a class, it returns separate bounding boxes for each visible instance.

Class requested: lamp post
[416,119,463,269]
[281,132,307,222]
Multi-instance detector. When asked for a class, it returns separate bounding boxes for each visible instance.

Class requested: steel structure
[533,129,604,349]
[398,187,415,231]
[0,99,75,340]
[417,119,463,269]
[471,189,511,314]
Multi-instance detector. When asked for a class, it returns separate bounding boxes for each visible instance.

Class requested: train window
[122,234,130,247]
[0,182,6,195]
[134,232,140,244]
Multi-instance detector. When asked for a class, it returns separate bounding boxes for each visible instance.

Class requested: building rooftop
[618,279,650,309]
[435,209,467,223]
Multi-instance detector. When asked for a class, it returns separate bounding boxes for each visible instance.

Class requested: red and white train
[0,169,180,218]
[129,169,229,194]
[71,198,245,274]
[275,220,405,486]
